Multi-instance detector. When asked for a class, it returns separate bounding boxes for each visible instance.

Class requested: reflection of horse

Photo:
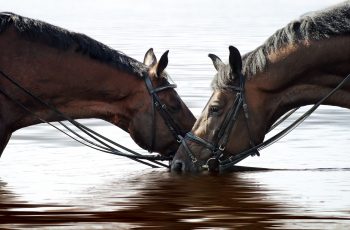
[0,173,288,229]
[1,170,347,228]
[172,2,350,172]
[0,13,195,157]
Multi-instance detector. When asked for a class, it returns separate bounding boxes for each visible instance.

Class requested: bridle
[180,71,259,171]
[0,68,185,168]
[144,74,184,153]
[180,71,350,172]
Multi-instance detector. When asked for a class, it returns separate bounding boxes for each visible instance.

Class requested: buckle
[206,158,219,172]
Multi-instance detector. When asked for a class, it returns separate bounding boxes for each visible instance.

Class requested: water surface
[0,0,349,229]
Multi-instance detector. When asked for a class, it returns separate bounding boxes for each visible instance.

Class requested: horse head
[171,46,263,172]
[127,48,196,156]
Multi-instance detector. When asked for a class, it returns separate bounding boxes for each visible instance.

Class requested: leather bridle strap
[180,71,350,172]
[216,93,242,151]
[219,73,350,171]
[179,72,259,170]
[180,88,246,166]
[144,76,182,152]
[0,69,171,168]
[184,132,216,152]
[217,73,257,151]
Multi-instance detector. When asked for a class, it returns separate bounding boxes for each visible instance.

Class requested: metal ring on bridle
[179,72,258,171]
[179,72,350,172]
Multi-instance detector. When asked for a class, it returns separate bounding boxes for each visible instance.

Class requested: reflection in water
[1,0,350,229]
[0,172,285,229]
[1,170,349,229]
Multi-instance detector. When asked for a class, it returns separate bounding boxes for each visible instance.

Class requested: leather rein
[180,72,350,172]
[0,69,183,168]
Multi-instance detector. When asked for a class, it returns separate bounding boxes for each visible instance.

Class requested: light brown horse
[171,2,350,172]
[0,13,195,158]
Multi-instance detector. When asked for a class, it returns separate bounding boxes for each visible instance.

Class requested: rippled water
[1,0,350,229]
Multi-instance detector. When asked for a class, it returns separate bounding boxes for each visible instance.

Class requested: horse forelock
[0,12,148,78]
[242,1,350,78]
[211,64,238,90]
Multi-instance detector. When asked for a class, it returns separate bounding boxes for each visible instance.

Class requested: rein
[0,69,182,169]
[181,72,350,172]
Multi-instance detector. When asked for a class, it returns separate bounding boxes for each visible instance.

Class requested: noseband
[180,72,259,171]
[144,75,183,152]
[181,71,350,172]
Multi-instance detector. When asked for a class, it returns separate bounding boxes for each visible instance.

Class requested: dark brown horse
[171,2,350,172]
[0,13,195,158]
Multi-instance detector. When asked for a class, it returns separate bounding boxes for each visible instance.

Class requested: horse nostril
[172,160,184,172]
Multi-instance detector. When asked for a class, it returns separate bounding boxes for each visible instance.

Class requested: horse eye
[168,104,181,113]
[209,105,221,115]
[167,101,182,113]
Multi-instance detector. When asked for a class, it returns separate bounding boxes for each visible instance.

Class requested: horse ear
[208,53,224,71]
[228,46,242,74]
[156,50,169,76]
[144,48,157,67]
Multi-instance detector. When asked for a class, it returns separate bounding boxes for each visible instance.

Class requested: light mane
[242,1,350,78]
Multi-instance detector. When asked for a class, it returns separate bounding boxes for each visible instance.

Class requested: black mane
[212,2,350,89]
[0,12,147,77]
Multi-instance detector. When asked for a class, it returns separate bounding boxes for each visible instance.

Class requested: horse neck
[247,36,350,135]
[0,32,144,130]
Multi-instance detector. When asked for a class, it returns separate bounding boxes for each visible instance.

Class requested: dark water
[1,169,350,229]
[1,0,350,229]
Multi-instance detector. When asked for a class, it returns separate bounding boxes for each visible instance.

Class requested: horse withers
[0,13,195,158]
[172,2,350,172]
